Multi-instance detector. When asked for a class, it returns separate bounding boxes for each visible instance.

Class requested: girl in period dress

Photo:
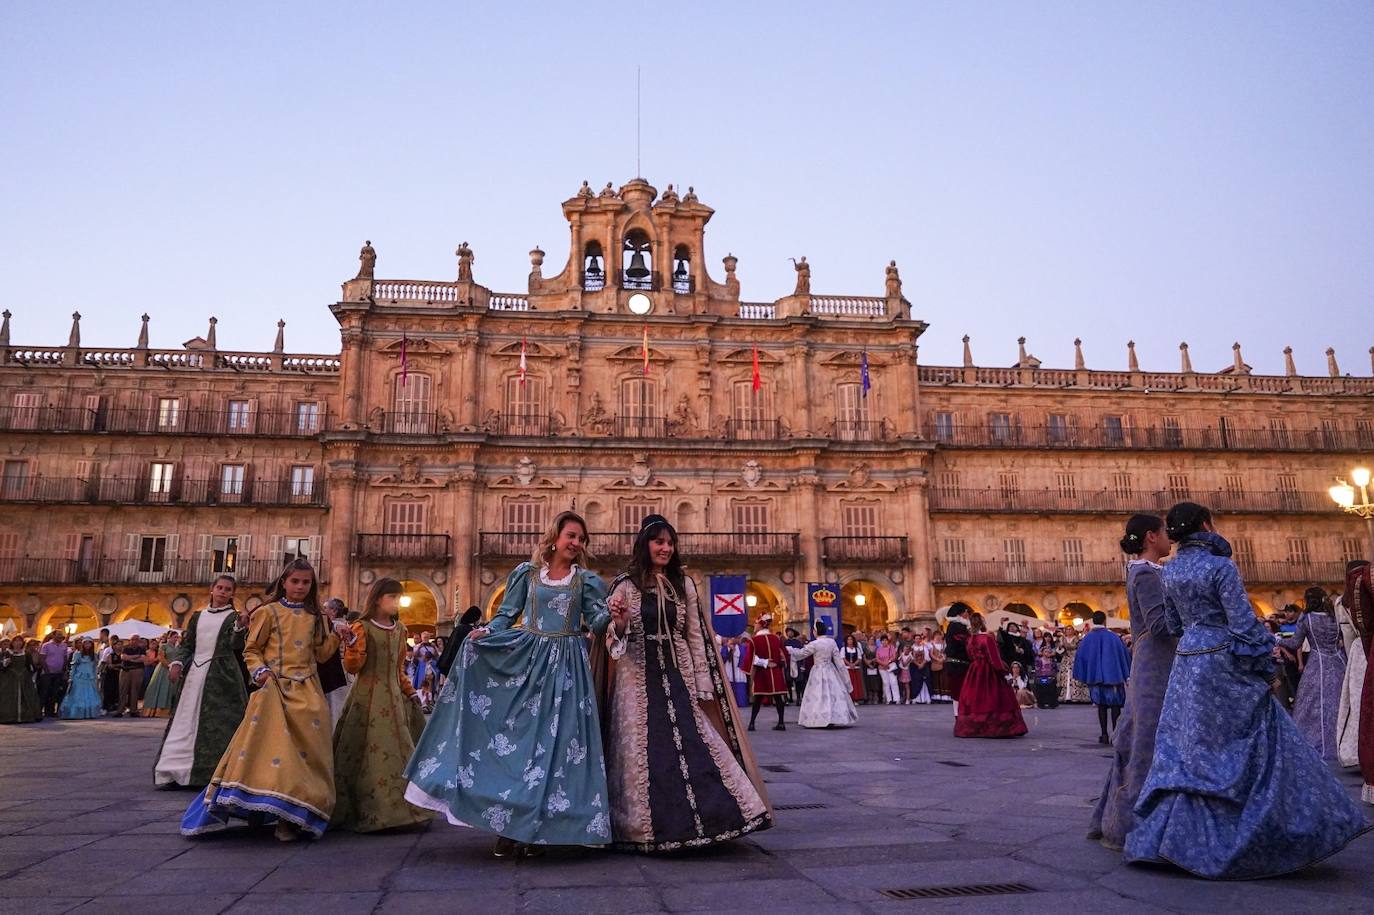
[181,560,352,841]
[1125,503,1369,879]
[405,511,615,858]
[141,631,179,718]
[953,613,1027,738]
[59,639,103,719]
[156,576,249,788]
[786,620,859,728]
[1089,513,1176,850]
[1278,587,1347,760]
[600,515,772,850]
[0,634,42,724]
[332,578,431,832]
[841,635,865,703]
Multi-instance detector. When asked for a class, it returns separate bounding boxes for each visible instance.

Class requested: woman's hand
[254,669,273,687]
[470,627,490,641]
[608,593,631,636]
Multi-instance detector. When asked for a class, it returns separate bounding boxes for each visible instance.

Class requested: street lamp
[1330,465,1374,561]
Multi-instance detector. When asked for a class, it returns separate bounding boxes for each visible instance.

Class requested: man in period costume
[1345,559,1374,804]
[943,603,972,711]
[748,613,788,731]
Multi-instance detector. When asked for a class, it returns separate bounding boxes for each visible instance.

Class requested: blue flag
[709,575,748,638]
[860,351,870,398]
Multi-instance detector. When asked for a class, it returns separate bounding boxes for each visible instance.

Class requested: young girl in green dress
[331,578,431,832]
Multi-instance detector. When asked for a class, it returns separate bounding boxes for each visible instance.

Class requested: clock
[627,293,653,315]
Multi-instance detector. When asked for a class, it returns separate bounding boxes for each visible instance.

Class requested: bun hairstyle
[1165,501,1213,542]
[814,620,828,636]
[1120,514,1164,555]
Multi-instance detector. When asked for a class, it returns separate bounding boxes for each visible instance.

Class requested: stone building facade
[1,178,1371,637]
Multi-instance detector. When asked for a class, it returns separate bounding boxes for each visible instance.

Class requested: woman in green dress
[332,578,431,832]
[405,510,627,857]
[141,631,179,717]
[1,635,42,724]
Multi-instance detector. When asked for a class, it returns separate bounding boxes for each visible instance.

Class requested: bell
[625,251,650,279]
[673,258,688,280]
[585,255,602,277]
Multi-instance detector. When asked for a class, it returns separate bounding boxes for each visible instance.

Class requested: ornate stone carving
[791,256,810,295]
[456,241,475,282]
[516,456,536,487]
[848,463,872,488]
[630,454,652,488]
[582,392,612,435]
[742,460,763,489]
[885,260,901,298]
[665,394,697,437]
[576,180,593,199]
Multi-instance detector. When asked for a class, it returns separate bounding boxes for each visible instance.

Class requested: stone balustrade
[808,295,888,317]
[918,365,1374,394]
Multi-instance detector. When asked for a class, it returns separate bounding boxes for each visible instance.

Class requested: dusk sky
[3,2,1371,375]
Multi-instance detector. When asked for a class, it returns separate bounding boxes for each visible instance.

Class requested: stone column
[341,328,366,427]
[325,465,360,607]
[790,341,814,437]
[796,468,824,588]
[451,471,478,615]
[458,335,480,430]
[904,475,937,623]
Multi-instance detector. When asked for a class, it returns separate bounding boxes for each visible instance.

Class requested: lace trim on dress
[368,619,397,631]
[539,564,580,587]
[607,578,653,841]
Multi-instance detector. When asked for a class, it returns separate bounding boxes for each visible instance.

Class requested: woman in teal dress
[405,510,624,857]
[60,639,104,719]
[1,635,43,723]
[141,632,179,718]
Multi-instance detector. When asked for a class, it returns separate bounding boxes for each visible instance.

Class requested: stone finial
[137,313,150,349]
[205,317,218,350]
[1127,340,1139,372]
[962,334,973,368]
[1179,342,1193,373]
[1283,346,1297,376]
[1327,347,1340,377]
[1231,341,1250,375]
[0,310,10,347]
[1073,338,1085,370]
[1017,336,1029,367]
[1369,346,1374,375]
[273,320,285,355]
[67,311,81,349]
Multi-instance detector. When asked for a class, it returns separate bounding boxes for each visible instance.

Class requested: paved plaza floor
[2,702,1371,914]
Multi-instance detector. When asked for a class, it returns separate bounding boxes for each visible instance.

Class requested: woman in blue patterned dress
[1125,502,1369,879]
[1278,587,1346,760]
[404,510,623,858]
[59,639,104,719]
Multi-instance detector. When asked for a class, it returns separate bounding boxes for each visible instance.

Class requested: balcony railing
[831,419,890,442]
[927,488,1336,514]
[932,559,1350,586]
[0,405,328,437]
[611,415,667,438]
[925,422,1374,453]
[822,536,910,564]
[378,410,442,435]
[0,557,329,587]
[477,531,801,562]
[621,272,661,292]
[725,418,784,441]
[0,477,326,508]
[486,413,555,436]
[355,533,451,563]
[918,364,1374,395]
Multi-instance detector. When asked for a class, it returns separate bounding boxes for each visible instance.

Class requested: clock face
[627,293,653,315]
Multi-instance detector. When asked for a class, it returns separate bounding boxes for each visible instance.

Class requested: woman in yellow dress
[181,559,353,841]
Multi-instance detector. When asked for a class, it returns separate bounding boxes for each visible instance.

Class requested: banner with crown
[709,574,748,638]
[808,582,842,638]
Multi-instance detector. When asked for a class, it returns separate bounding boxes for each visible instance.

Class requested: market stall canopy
[73,619,171,641]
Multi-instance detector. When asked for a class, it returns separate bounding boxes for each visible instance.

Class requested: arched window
[731,381,774,440]
[622,229,653,290]
[582,241,605,291]
[504,375,546,435]
[392,373,433,434]
[618,376,660,437]
[671,244,692,294]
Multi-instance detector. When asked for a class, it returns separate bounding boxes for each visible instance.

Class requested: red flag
[751,344,761,392]
[642,325,650,376]
[518,336,528,386]
[400,333,409,387]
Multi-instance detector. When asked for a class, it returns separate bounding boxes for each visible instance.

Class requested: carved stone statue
[582,392,612,434]
[885,260,901,298]
[480,408,501,433]
[791,256,810,296]
[665,394,697,436]
[356,240,376,279]
[683,186,699,203]
[577,180,593,199]
[456,241,475,282]
[599,182,617,198]
[659,184,679,204]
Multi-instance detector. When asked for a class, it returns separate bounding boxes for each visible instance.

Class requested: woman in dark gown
[599,514,772,851]
[953,613,1027,738]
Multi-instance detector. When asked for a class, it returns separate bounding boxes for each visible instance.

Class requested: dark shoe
[1098,734,1110,745]
[516,843,543,859]
[747,723,756,732]
[492,837,517,858]
[773,723,786,731]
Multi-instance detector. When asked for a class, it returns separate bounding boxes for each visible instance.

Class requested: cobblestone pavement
[2,703,1371,914]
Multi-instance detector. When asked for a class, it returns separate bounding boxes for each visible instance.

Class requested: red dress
[749,631,788,697]
[953,632,1028,739]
